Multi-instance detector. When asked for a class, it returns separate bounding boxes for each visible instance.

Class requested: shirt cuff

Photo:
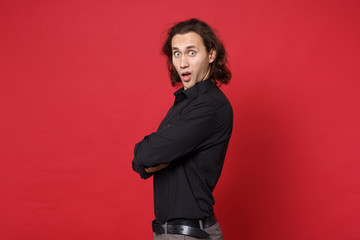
[132,161,153,179]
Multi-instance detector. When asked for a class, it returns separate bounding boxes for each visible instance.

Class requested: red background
[1,0,360,239]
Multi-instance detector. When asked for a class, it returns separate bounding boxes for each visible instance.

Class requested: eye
[174,52,181,57]
[189,50,196,56]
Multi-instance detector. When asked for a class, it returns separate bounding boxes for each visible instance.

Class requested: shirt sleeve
[132,100,218,177]
[132,142,154,179]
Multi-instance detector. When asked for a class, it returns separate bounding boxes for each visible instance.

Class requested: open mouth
[181,72,192,81]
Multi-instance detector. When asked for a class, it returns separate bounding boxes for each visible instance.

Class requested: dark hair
[162,18,231,87]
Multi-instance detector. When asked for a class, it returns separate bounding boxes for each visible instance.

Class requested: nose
[180,55,189,69]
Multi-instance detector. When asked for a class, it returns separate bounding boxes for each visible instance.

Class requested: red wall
[1,0,359,239]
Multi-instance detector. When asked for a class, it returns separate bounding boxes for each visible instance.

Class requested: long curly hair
[162,18,231,87]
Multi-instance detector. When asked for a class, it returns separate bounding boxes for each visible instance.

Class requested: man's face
[171,32,216,90]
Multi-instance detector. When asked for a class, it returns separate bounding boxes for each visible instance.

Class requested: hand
[145,163,169,173]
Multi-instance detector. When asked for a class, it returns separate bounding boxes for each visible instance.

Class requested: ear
[209,48,216,63]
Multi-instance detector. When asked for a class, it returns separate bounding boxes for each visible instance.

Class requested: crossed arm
[132,101,219,179]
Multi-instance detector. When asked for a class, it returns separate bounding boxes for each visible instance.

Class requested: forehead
[171,32,205,50]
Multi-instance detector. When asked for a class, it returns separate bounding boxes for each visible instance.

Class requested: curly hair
[162,19,231,87]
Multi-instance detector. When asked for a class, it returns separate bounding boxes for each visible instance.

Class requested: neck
[202,66,211,81]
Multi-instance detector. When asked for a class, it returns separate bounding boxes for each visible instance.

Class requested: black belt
[152,215,217,238]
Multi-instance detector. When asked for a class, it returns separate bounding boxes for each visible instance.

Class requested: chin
[183,82,195,90]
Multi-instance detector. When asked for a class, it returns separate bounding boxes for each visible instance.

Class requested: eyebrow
[172,46,198,51]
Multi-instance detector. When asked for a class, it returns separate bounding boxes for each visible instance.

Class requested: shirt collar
[173,79,214,104]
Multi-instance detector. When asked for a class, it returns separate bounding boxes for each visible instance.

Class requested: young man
[132,19,233,240]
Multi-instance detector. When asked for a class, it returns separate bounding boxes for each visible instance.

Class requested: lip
[181,71,191,75]
[181,71,192,82]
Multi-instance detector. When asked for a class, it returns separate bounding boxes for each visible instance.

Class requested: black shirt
[132,79,233,222]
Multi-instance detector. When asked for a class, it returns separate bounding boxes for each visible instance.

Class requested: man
[132,18,233,240]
